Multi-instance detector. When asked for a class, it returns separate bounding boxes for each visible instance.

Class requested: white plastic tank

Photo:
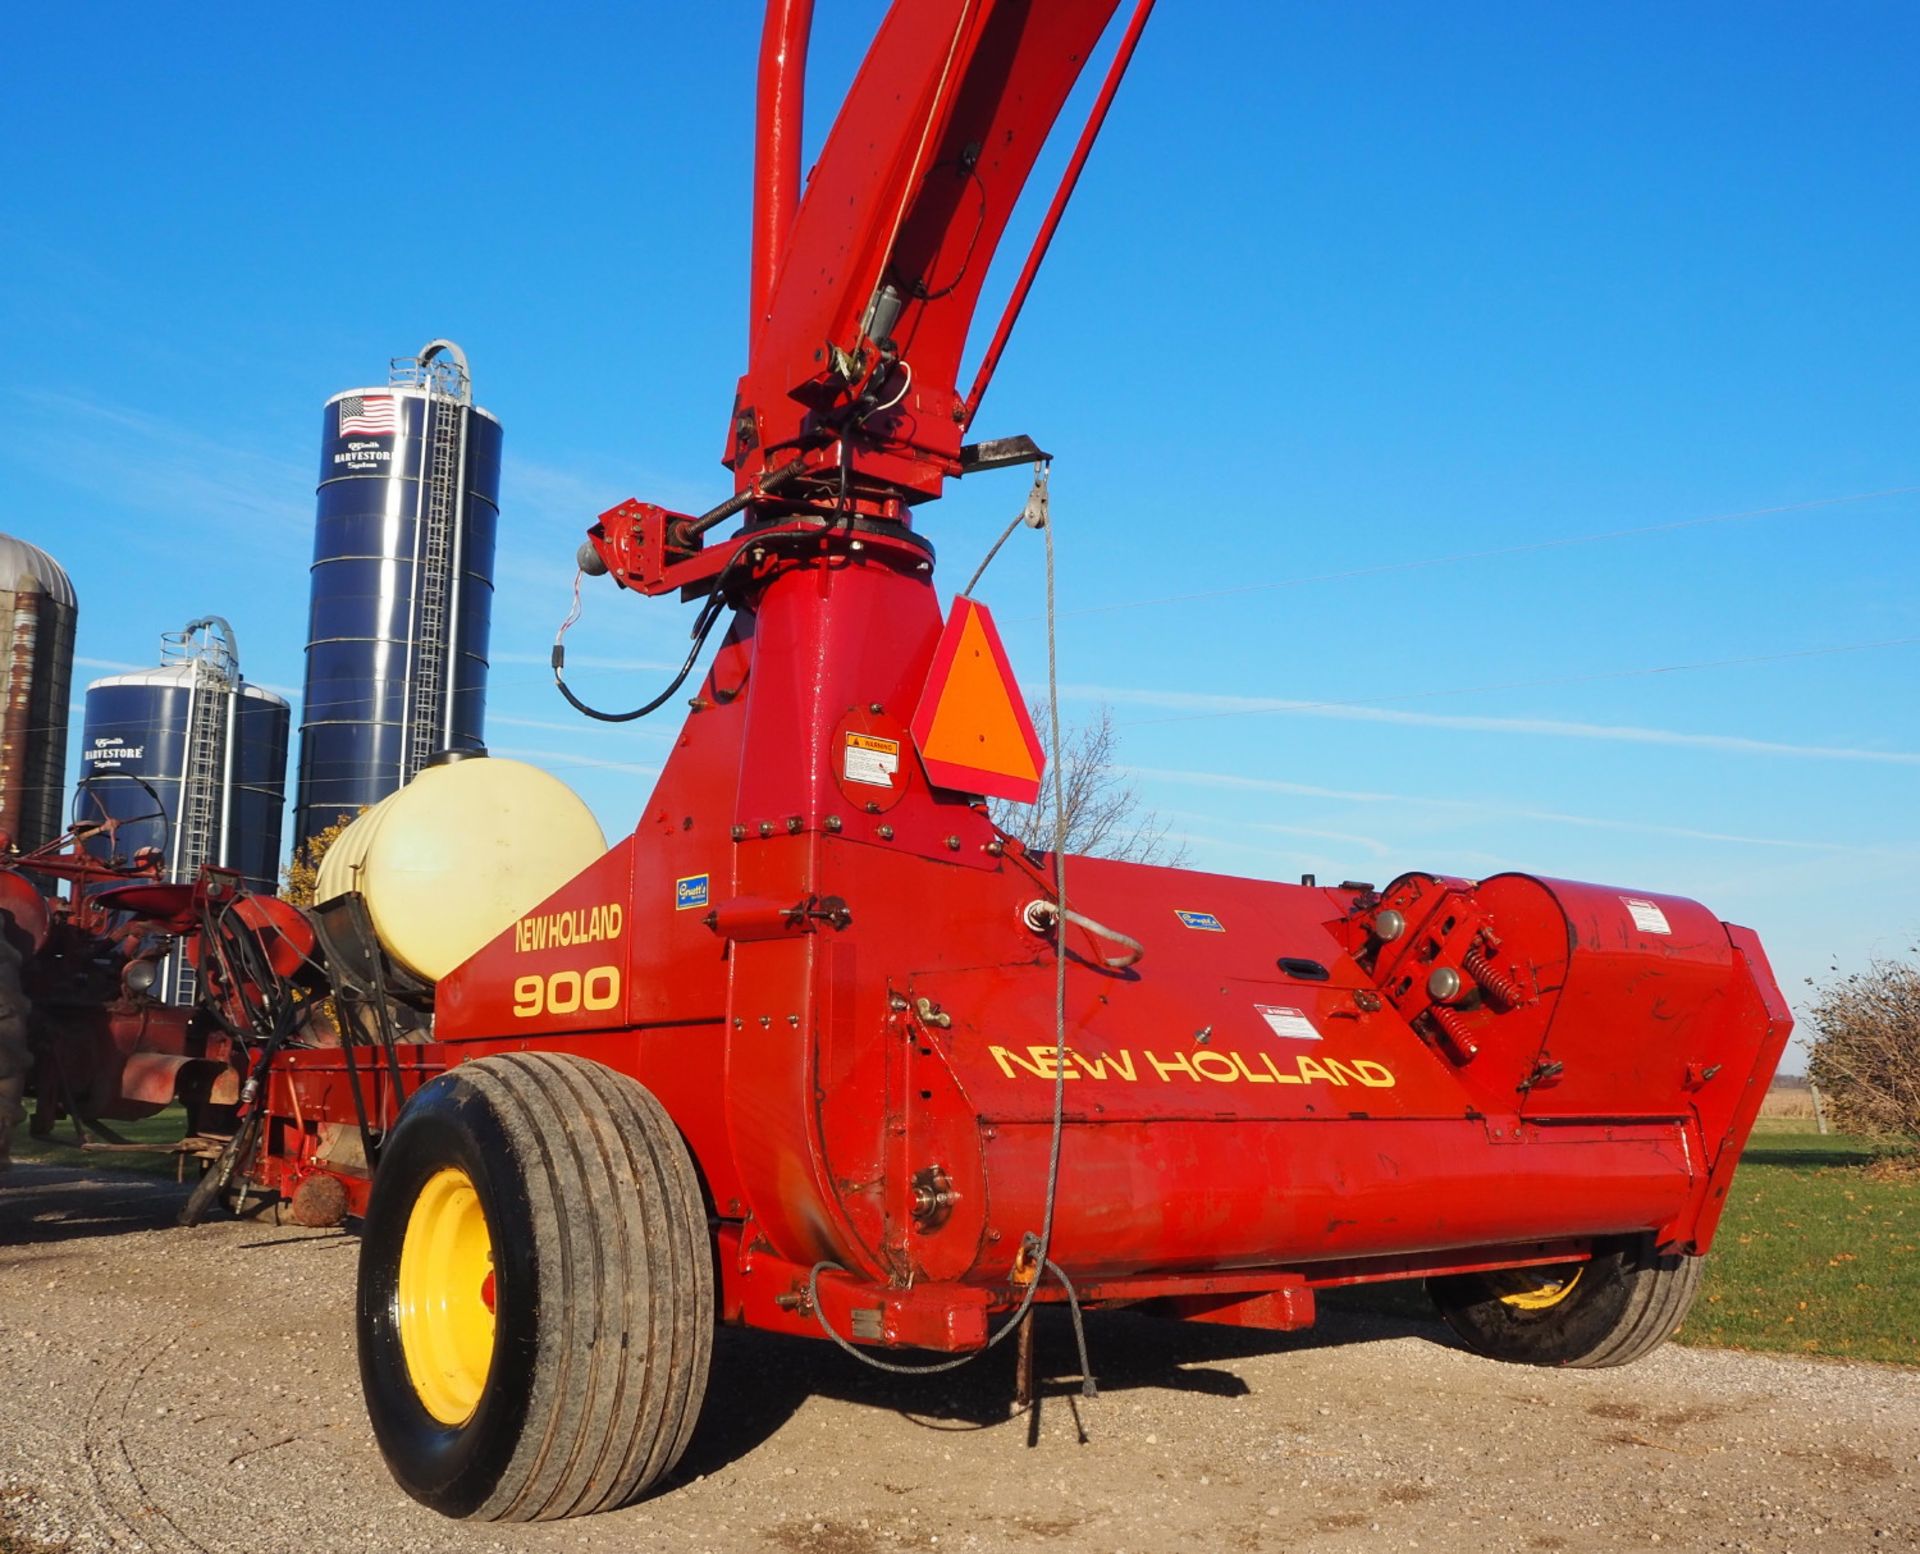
[316,750,606,983]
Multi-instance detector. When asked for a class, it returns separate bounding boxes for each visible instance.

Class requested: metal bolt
[985,838,1004,856]
[945,835,961,851]
[825,815,842,832]
[869,702,884,714]
[1373,908,1406,943]
[878,824,894,840]
[850,538,865,552]
[786,816,802,834]
[758,820,773,838]
[759,1015,772,1028]
[865,800,881,814]
[730,824,746,842]
[1428,966,1463,1002]
[787,1014,800,1027]
[1194,1025,1213,1045]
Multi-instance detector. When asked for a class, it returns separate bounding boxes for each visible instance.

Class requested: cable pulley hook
[1021,459,1050,529]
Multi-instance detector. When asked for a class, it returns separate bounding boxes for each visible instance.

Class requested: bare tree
[987,703,1189,865]
[1805,955,1920,1140]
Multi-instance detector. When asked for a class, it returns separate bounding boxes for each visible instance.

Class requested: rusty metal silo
[0,534,77,853]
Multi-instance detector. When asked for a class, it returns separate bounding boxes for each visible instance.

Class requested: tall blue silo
[293,339,500,851]
[74,618,290,1003]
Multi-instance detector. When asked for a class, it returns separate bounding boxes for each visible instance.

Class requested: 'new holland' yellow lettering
[987,1045,1394,1089]
[514,903,625,954]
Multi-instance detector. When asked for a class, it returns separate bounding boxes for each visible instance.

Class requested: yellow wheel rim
[1490,1263,1584,1311]
[396,1167,496,1425]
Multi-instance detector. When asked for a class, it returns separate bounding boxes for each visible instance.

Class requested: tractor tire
[0,937,30,1168]
[1427,1236,1705,1368]
[357,1052,713,1521]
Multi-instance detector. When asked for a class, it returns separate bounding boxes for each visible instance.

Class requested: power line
[1048,484,1920,620]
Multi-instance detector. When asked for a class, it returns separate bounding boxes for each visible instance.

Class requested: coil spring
[1462,945,1526,1011]
[1427,1003,1480,1064]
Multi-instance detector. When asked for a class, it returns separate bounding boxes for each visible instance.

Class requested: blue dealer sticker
[675,874,710,911]
[1174,909,1225,932]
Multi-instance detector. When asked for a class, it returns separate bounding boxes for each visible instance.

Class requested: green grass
[1677,1121,1917,1365]
[8,1104,192,1178]
[1319,1120,1919,1365]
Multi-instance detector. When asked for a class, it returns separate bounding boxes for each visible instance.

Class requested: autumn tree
[987,703,1188,865]
[281,814,359,908]
[1805,956,1920,1140]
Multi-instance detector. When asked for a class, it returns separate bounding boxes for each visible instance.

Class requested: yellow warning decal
[843,732,901,787]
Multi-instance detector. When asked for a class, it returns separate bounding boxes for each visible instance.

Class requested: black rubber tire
[0,937,30,1167]
[357,1052,713,1521]
[1428,1236,1705,1368]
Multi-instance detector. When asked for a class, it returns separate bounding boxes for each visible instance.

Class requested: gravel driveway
[2,1163,1914,1554]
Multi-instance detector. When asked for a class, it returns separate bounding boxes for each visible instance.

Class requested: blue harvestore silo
[75,618,289,1002]
[293,339,500,850]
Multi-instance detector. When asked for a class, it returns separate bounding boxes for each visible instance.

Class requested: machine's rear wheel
[357,1052,713,1520]
[0,937,30,1166]
[1428,1237,1704,1368]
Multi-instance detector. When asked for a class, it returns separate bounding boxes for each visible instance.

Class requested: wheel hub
[396,1167,496,1425]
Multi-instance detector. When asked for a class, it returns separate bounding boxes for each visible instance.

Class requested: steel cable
[806,461,1096,1400]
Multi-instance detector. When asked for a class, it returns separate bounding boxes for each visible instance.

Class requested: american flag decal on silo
[338,394,398,435]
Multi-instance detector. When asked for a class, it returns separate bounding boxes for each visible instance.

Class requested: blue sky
[5,4,1916,1068]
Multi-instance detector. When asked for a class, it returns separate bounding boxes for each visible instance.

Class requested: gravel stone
[2,1162,1916,1553]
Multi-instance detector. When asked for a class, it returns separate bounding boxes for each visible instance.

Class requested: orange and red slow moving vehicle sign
[910,597,1047,804]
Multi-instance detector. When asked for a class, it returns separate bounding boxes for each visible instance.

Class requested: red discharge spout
[753,0,815,351]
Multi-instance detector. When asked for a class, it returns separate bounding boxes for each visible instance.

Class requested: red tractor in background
[4,0,1793,1528]
[0,823,230,1166]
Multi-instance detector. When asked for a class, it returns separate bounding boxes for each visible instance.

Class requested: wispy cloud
[1120,763,1911,857]
[1078,684,1920,766]
[492,650,676,672]
[73,655,147,672]
[489,745,662,778]
[1160,807,1394,858]
[1248,820,1396,857]
[489,713,671,739]
[8,388,311,559]
[1049,486,1920,620]
[1160,828,1350,875]
[500,454,712,545]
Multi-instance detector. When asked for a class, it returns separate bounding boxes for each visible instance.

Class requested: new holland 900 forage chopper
[235,0,1792,1522]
